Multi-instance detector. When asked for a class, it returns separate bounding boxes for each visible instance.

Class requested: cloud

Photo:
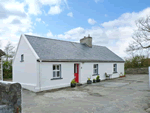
[25,0,68,15]
[67,12,73,17]
[0,2,27,19]
[25,0,42,15]
[10,18,22,24]
[88,18,97,25]
[0,0,32,50]
[57,8,150,57]
[36,18,41,22]
[40,0,62,5]
[48,5,62,15]
[47,31,53,37]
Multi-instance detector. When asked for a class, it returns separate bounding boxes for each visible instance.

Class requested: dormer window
[21,54,24,62]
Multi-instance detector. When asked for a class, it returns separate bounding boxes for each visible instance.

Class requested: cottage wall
[39,62,124,91]
[13,35,39,92]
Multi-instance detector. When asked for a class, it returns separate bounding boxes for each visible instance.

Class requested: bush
[3,61,12,79]
[125,55,150,69]
[96,75,100,80]
[88,77,91,80]
[71,79,76,84]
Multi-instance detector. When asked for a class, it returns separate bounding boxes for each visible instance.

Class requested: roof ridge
[24,34,106,48]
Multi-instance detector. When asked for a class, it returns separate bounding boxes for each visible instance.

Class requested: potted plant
[93,79,96,83]
[96,75,100,82]
[71,79,76,87]
[119,72,125,78]
[87,77,92,84]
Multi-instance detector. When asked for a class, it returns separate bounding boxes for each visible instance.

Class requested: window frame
[93,64,98,75]
[53,64,61,79]
[113,64,117,73]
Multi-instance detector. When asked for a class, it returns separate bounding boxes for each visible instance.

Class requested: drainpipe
[39,60,42,91]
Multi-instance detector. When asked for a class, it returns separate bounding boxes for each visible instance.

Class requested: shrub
[96,75,100,80]
[71,79,76,84]
[88,77,91,80]
[93,78,96,80]
[3,61,12,79]
[125,55,150,69]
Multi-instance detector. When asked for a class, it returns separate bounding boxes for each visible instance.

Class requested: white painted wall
[40,62,124,91]
[13,35,39,92]
[40,62,75,91]
[80,62,124,84]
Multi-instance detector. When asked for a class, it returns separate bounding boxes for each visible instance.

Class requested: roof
[0,49,5,57]
[25,34,124,62]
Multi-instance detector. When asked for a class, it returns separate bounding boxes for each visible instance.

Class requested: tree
[126,16,150,52]
[4,42,15,61]
[3,60,12,79]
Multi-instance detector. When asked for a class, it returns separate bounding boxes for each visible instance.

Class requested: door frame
[74,63,81,83]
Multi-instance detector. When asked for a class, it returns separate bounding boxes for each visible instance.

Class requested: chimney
[80,34,92,47]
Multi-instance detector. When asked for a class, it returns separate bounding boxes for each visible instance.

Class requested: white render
[0,56,3,81]
[13,35,40,92]
[13,35,124,92]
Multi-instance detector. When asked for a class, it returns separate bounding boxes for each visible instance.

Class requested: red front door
[74,64,79,83]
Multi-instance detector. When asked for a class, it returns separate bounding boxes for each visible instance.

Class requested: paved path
[22,74,150,113]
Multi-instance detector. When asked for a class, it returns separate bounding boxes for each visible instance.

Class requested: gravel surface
[22,74,150,113]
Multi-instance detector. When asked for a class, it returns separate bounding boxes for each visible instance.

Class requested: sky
[0,0,150,58]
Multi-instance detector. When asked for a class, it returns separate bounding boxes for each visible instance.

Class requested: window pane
[53,71,55,77]
[57,71,60,77]
[21,54,24,61]
[57,65,59,70]
[94,69,97,74]
[53,65,55,70]
[74,64,77,73]
[94,64,96,68]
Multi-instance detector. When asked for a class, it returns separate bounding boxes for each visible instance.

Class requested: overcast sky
[0,0,150,58]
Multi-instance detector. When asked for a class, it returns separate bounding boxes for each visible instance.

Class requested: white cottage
[0,49,5,81]
[13,34,124,92]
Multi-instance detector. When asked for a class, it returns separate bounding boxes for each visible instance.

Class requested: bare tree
[4,42,15,62]
[126,16,150,52]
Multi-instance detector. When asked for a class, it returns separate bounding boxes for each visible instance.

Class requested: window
[113,64,117,73]
[21,54,24,62]
[93,64,98,75]
[53,64,61,78]
[74,64,77,73]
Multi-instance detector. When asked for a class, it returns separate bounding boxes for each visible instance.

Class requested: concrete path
[22,74,150,113]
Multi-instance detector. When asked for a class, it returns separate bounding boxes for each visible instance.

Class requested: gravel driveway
[22,74,150,113]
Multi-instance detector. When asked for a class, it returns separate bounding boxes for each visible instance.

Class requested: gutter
[37,59,125,63]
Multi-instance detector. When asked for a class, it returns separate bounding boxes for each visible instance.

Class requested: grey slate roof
[25,34,124,62]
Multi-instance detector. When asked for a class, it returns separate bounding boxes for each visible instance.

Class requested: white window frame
[113,64,117,73]
[53,64,61,78]
[93,64,98,75]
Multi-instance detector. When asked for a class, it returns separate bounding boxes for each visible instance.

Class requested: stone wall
[125,67,148,74]
[0,81,22,113]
